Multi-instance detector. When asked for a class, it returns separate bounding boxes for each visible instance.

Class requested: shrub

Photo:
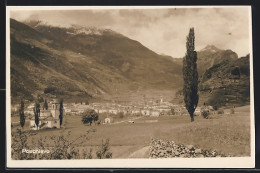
[202,110,210,119]
[43,87,65,95]
[37,95,44,103]
[170,108,175,115]
[230,108,235,114]
[11,129,35,160]
[96,139,112,159]
[217,109,224,114]
[11,128,112,159]
[231,66,240,78]
[118,112,124,119]
[44,87,56,94]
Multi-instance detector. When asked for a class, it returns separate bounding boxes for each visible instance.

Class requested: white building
[104,118,111,124]
[29,99,62,130]
[64,108,71,113]
[108,109,118,114]
[150,111,160,117]
[131,109,140,114]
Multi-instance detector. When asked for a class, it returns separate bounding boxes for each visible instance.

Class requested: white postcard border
[6,5,255,168]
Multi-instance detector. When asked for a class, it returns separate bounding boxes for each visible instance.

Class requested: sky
[10,7,251,58]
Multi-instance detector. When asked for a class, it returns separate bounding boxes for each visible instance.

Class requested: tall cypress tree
[19,99,25,129]
[43,99,48,110]
[59,98,63,127]
[34,102,40,130]
[183,28,199,122]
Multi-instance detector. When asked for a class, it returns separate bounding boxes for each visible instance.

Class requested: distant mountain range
[10,19,250,106]
[11,19,182,103]
[197,45,238,76]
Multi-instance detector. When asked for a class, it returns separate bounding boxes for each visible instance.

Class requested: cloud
[10,7,250,58]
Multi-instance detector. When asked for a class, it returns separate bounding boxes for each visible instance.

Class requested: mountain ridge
[197,45,238,76]
[10,19,182,103]
[10,19,249,108]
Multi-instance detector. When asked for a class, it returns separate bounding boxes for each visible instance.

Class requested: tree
[93,112,99,123]
[183,28,199,122]
[231,66,240,80]
[59,98,64,127]
[19,99,25,129]
[81,109,99,126]
[170,107,175,115]
[37,94,44,103]
[119,112,124,119]
[43,99,48,110]
[34,102,40,130]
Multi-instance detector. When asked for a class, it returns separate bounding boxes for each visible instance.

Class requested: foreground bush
[96,139,112,159]
[11,128,112,160]
[230,108,235,114]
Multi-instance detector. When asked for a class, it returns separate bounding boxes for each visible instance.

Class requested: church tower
[51,99,60,119]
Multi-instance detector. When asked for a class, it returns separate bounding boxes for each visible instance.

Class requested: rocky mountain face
[174,47,249,108]
[197,45,238,76]
[199,54,250,107]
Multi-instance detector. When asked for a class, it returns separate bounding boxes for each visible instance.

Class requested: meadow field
[11,105,251,158]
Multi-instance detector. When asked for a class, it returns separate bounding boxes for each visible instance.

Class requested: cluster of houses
[21,97,196,119]
[91,99,187,117]
[13,96,217,130]
[63,102,91,115]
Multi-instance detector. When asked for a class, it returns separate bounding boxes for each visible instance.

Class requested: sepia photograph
[6,6,254,168]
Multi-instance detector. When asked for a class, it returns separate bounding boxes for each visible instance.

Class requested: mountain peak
[69,25,102,35]
[22,19,118,36]
[200,45,221,52]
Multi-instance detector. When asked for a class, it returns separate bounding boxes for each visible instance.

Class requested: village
[22,97,185,117]
[11,96,216,131]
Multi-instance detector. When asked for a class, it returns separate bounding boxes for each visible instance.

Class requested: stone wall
[149,139,228,158]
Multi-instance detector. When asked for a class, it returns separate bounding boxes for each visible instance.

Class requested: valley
[10,19,250,108]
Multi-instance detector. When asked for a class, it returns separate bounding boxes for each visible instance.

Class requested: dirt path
[12,120,30,124]
[128,146,150,158]
[111,116,144,125]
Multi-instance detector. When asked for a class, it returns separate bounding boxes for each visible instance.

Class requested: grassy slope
[12,105,251,158]
[11,19,183,103]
